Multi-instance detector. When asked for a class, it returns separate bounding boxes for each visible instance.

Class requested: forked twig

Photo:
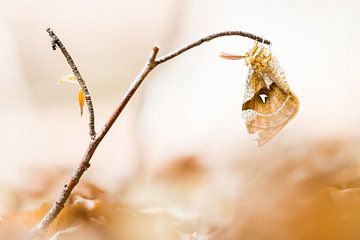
[31,28,271,236]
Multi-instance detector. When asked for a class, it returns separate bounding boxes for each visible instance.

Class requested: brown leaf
[78,89,85,116]
[59,74,86,117]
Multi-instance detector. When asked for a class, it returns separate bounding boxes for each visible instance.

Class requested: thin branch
[95,46,159,142]
[46,28,96,139]
[31,29,270,237]
[155,30,271,64]
[30,45,160,236]
[30,141,98,236]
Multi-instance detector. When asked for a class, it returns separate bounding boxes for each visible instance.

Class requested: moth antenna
[219,52,246,60]
[261,35,265,45]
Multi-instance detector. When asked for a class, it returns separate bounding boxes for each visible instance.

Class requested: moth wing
[242,69,299,146]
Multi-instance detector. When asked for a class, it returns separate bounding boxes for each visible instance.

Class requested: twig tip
[152,46,160,56]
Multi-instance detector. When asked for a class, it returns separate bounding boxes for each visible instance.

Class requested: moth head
[247,43,272,70]
[219,42,271,69]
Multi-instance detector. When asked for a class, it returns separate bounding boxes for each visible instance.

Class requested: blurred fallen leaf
[0,182,116,239]
[0,186,19,216]
[48,226,80,240]
[218,139,360,240]
[154,155,207,193]
[2,139,360,240]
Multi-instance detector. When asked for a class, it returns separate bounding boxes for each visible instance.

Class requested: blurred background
[1,0,360,239]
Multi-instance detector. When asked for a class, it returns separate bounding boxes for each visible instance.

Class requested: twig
[95,46,159,142]
[46,28,96,139]
[31,29,270,237]
[96,31,270,141]
[155,30,271,64]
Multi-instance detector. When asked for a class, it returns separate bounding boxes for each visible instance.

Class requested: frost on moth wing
[59,74,86,116]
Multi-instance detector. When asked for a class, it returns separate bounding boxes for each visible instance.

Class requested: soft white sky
[0,0,359,185]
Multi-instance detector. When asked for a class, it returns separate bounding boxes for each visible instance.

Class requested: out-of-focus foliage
[1,139,360,240]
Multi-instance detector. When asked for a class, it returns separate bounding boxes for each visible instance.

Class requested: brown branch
[95,46,159,142]
[46,28,96,139]
[31,29,270,237]
[155,30,271,64]
[30,44,159,237]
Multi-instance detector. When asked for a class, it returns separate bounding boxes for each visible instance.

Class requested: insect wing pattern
[242,45,299,146]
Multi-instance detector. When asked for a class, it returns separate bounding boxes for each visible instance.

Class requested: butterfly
[221,43,299,146]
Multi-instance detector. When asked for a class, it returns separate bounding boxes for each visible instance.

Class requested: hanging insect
[220,43,299,146]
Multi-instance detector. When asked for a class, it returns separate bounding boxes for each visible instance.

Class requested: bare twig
[30,42,159,236]
[155,30,271,64]
[95,46,159,142]
[31,29,270,236]
[46,28,96,139]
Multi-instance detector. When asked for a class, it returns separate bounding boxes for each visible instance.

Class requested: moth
[221,43,299,146]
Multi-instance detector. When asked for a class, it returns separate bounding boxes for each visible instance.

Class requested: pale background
[0,0,359,191]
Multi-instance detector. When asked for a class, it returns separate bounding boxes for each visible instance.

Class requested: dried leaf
[59,74,86,117]
[78,89,85,116]
[59,74,78,85]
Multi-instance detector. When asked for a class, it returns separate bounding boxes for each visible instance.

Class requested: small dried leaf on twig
[59,74,78,85]
[78,89,85,116]
[59,74,86,117]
